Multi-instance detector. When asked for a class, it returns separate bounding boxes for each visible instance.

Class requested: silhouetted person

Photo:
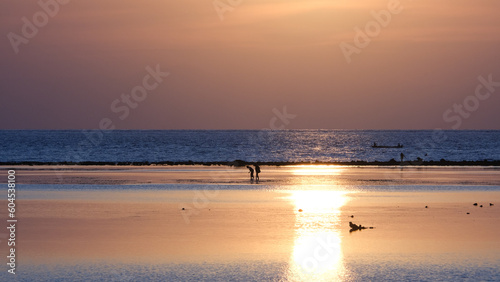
[246,166,254,180]
[400,152,405,163]
[254,164,261,181]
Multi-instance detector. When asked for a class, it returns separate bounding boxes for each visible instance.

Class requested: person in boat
[373,142,377,147]
[254,164,261,181]
[246,166,254,180]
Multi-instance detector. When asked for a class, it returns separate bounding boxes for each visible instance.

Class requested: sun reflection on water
[290,165,345,176]
[286,190,350,281]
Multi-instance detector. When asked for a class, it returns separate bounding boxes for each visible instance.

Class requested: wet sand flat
[2,165,500,280]
[6,165,500,186]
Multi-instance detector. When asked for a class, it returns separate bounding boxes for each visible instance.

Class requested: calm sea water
[3,259,499,282]
[1,130,500,163]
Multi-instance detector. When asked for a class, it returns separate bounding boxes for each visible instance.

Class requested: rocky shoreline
[2,159,500,167]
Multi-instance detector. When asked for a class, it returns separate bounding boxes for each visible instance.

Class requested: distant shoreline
[2,159,500,167]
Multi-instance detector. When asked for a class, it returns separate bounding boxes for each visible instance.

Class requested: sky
[1,0,500,130]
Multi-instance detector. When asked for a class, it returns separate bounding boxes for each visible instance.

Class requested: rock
[231,160,247,167]
[349,221,373,232]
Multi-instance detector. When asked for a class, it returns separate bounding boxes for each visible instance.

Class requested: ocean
[1,130,500,163]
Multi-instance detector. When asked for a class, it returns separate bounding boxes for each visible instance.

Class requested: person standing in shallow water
[246,166,254,181]
[400,152,405,163]
[254,164,261,181]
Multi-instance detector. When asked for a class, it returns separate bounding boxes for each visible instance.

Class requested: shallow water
[3,258,500,282]
[7,187,500,281]
[4,166,500,281]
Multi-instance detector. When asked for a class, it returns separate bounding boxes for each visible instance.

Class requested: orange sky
[1,0,499,129]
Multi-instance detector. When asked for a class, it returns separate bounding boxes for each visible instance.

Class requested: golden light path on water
[290,165,346,176]
[285,165,352,281]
